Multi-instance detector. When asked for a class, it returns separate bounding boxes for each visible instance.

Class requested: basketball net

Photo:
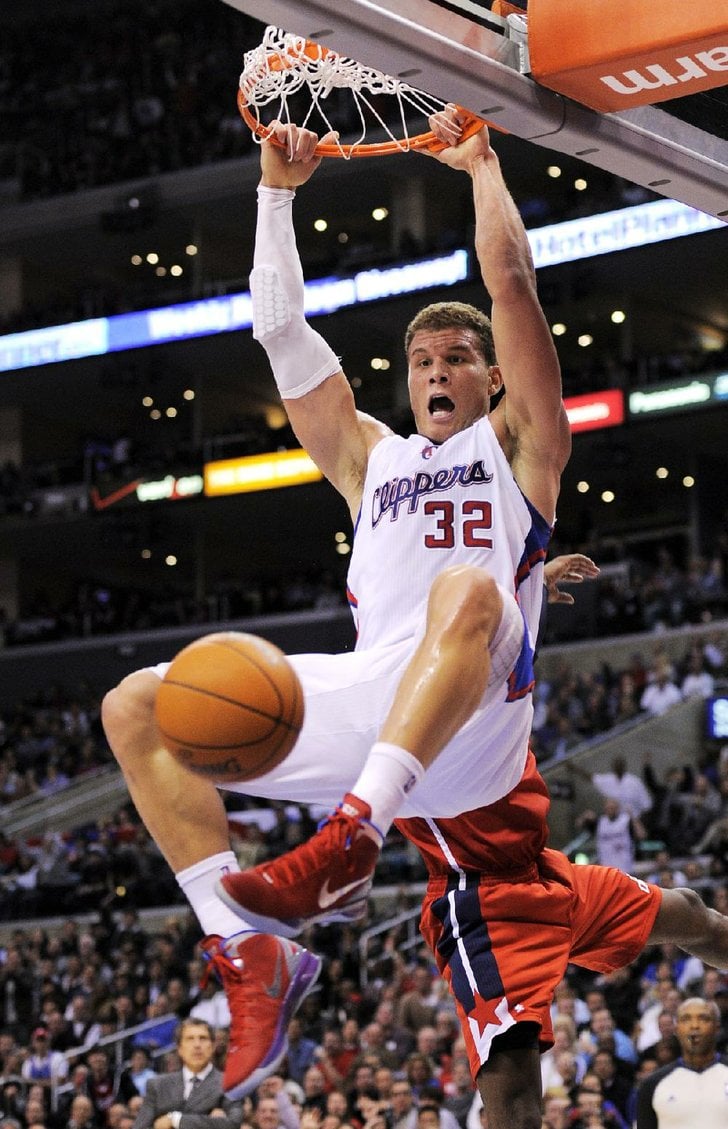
[238,25,487,158]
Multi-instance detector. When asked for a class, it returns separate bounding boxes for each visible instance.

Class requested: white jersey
[347,415,551,665]
[147,415,555,817]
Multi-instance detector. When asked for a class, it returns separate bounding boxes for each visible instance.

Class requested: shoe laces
[307,807,371,871]
[326,801,382,848]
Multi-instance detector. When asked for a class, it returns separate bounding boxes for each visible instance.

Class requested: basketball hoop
[238,26,488,159]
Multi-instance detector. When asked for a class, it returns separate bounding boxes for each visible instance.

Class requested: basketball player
[102,107,728,1126]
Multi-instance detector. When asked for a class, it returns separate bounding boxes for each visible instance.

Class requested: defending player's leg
[101,671,322,1097]
[217,566,522,934]
[477,1032,543,1129]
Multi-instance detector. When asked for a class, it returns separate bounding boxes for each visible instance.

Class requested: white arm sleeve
[251,185,341,399]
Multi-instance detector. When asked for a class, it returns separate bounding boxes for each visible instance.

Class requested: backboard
[221,0,728,220]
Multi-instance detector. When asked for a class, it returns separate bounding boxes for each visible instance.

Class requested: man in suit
[133,1018,244,1129]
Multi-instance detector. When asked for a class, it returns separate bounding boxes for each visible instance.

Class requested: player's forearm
[470,152,537,303]
[251,187,340,399]
[254,186,305,311]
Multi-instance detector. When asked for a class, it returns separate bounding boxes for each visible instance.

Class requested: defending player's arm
[426,108,570,522]
[544,554,600,604]
[251,122,389,516]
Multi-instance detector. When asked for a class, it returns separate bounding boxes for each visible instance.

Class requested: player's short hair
[404,302,495,366]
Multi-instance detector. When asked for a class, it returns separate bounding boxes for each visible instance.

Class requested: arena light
[91,473,204,510]
[136,474,204,503]
[527,198,723,269]
[629,377,713,415]
[563,389,624,433]
[204,449,323,496]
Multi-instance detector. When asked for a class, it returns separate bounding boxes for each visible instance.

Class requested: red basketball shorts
[418,848,662,1077]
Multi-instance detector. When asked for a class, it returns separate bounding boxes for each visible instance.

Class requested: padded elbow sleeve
[250,264,341,399]
[251,187,341,400]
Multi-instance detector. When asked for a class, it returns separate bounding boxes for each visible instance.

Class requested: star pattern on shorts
[468,992,504,1036]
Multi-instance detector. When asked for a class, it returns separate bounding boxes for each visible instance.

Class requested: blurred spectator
[64,1092,99,1129]
[130,993,177,1053]
[53,1063,92,1127]
[540,1017,587,1095]
[84,1046,116,1122]
[541,1093,570,1129]
[640,668,682,717]
[581,1007,638,1068]
[586,756,653,820]
[673,773,722,851]
[390,1080,417,1129]
[20,1028,68,1090]
[624,1055,659,1126]
[551,981,590,1030]
[641,548,686,631]
[640,943,704,996]
[680,648,716,700]
[396,968,439,1033]
[639,1014,681,1068]
[442,1055,475,1129]
[188,974,231,1032]
[371,1002,415,1064]
[285,1017,320,1087]
[65,995,99,1048]
[590,1048,633,1122]
[0,1080,24,1125]
[577,798,647,872]
[301,1066,328,1117]
[636,982,684,1055]
[21,1102,48,1129]
[115,1047,157,1102]
[642,761,697,852]
[314,1028,358,1093]
[596,968,643,1043]
[403,1054,438,1099]
[0,950,35,1042]
[568,754,654,817]
[567,1082,629,1129]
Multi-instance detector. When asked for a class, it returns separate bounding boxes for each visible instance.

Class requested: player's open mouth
[428,394,455,419]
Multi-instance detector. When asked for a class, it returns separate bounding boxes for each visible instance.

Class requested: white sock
[349,742,425,834]
[176,851,253,939]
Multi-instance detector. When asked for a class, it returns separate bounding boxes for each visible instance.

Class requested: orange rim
[236,87,493,158]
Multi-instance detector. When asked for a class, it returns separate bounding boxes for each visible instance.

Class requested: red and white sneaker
[201,930,321,1098]
[216,793,382,938]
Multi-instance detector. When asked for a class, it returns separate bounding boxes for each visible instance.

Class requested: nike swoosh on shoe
[318,877,371,910]
[263,948,283,998]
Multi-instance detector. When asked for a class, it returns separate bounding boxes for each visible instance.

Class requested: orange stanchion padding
[528,0,728,113]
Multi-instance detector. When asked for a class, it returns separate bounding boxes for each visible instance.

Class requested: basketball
[154,632,304,783]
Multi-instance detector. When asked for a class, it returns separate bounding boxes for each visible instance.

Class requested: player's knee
[651,885,710,946]
[101,670,160,763]
[676,885,705,913]
[676,885,712,929]
[429,565,501,641]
